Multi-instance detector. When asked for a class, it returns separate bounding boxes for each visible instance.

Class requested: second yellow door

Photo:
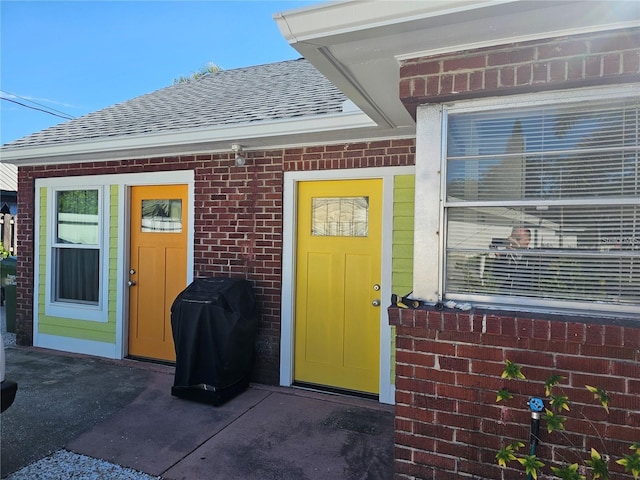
[128,185,188,362]
[295,179,382,394]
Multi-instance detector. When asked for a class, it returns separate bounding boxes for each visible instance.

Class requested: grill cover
[171,277,258,404]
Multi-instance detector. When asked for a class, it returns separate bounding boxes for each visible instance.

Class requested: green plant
[0,244,9,260]
[495,360,640,479]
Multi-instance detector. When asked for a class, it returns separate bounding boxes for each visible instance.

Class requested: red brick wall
[393,26,640,479]
[399,27,640,117]
[15,139,415,384]
[389,306,640,480]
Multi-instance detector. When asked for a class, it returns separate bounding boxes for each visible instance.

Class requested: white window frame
[414,83,640,318]
[45,184,109,322]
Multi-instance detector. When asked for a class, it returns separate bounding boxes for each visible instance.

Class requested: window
[443,96,639,315]
[311,197,369,237]
[52,189,101,305]
[141,199,182,232]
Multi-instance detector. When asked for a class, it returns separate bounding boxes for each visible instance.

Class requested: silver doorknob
[128,280,136,287]
[372,299,381,307]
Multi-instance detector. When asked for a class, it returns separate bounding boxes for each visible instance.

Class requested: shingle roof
[2,59,348,150]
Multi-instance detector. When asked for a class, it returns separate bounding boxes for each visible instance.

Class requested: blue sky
[0,1,316,145]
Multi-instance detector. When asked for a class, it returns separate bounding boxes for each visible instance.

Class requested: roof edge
[0,110,378,165]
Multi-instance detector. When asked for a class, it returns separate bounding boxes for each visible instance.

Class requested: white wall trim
[35,333,120,359]
[280,165,414,405]
[413,105,444,302]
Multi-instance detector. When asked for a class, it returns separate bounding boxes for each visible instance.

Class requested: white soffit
[275,0,640,128]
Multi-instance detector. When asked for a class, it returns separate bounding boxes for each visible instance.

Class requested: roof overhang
[274,0,639,129]
[1,109,413,166]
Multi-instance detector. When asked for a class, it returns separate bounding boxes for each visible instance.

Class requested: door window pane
[312,197,369,237]
[141,199,182,232]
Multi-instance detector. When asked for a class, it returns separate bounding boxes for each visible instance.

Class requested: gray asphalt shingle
[2,59,347,150]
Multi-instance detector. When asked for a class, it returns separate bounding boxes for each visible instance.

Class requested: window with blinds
[444,98,639,314]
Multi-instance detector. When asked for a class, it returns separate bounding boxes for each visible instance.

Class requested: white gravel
[7,450,161,480]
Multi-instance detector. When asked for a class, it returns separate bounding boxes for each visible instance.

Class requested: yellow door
[128,185,188,361]
[295,179,382,394]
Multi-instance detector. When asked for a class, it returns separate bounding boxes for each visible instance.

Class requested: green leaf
[544,374,565,396]
[617,451,640,480]
[516,454,544,479]
[542,408,566,433]
[502,360,526,380]
[496,447,517,467]
[496,388,513,403]
[585,448,609,480]
[585,385,610,413]
[550,463,585,480]
[549,394,570,412]
[496,441,525,467]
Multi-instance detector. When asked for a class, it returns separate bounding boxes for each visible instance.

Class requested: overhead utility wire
[0,90,75,120]
[1,89,74,117]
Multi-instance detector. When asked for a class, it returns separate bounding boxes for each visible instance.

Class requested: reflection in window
[57,190,99,244]
[141,199,182,233]
[312,197,369,237]
[444,98,639,312]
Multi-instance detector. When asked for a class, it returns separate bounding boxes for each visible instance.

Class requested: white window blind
[444,98,639,313]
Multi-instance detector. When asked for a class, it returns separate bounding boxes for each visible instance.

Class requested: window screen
[444,98,639,312]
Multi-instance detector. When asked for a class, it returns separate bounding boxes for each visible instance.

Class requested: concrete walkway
[1,345,394,479]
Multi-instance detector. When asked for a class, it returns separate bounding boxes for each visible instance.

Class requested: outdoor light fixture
[231,144,246,166]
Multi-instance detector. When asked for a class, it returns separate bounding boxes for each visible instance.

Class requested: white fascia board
[0,110,376,165]
[277,0,637,49]
[275,0,513,45]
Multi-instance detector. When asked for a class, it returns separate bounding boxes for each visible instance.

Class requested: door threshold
[126,355,176,367]
[293,381,378,402]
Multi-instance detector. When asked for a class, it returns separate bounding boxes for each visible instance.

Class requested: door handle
[372,299,380,307]
[128,280,136,287]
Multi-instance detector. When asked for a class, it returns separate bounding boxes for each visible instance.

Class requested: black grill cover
[170,277,258,405]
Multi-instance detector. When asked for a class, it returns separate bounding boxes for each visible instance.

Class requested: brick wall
[15,139,415,384]
[392,25,640,479]
[389,305,640,479]
[399,27,640,116]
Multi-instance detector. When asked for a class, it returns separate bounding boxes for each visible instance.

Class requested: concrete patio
[1,338,394,479]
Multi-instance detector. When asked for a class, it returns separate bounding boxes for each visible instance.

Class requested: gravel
[1,306,16,347]
[6,450,160,480]
[2,308,160,479]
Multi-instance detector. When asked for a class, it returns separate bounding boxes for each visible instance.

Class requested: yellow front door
[295,179,382,394]
[128,185,188,361]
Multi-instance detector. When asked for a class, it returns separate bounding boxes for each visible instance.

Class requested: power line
[0,91,75,120]
[0,89,75,118]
